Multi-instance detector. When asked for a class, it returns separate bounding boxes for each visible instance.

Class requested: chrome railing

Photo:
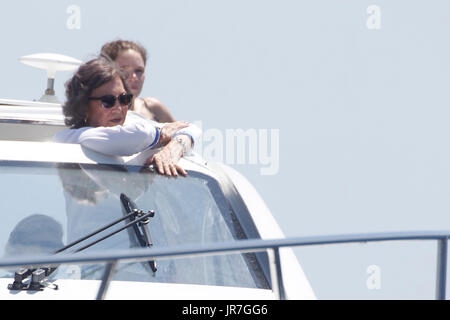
[0,230,448,300]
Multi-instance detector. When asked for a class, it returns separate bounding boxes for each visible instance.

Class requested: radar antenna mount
[19,53,82,103]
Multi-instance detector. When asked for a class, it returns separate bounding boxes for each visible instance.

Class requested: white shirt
[53,111,201,156]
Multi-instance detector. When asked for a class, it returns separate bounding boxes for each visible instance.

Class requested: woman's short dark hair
[101,39,148,65]
[62,56,130,128]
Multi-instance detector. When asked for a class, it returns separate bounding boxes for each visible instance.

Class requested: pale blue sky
[1,0,450,299]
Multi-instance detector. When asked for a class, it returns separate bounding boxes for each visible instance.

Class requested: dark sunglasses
[88,93,133,109]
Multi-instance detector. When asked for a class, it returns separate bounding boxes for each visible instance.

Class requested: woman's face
[86,76,129,127]
[115,49,146,97]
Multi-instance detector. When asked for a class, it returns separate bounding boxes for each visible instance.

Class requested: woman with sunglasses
[54,57,201,177]
[100,39,175,123]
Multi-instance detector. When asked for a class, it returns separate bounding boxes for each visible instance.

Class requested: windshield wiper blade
[120,193,157,273]
[8,197,156,291]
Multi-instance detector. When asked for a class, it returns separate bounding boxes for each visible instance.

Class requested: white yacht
[0,54,316,300]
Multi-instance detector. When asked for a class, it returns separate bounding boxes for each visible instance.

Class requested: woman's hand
[144,140,187,177]
[158,121,190,146]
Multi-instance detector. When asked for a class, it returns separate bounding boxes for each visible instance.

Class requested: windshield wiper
[120,193,157,273]
[8,194,156,291]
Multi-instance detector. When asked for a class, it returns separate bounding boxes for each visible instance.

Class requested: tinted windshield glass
[0,161,269,289]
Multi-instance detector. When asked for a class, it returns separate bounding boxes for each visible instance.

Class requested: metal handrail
[0,230,448,300]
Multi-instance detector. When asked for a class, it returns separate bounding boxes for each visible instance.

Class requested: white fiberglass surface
[0,161,269,289]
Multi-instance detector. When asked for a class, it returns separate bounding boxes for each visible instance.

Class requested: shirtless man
[101,40,175,123]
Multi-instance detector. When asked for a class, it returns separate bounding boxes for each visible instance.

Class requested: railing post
[268,248,280,299]
[436,238,448,300]
[268,247,286,300]
[96,261,117,300]
[273,247,286,300]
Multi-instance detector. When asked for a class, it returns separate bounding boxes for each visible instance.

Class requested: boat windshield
[0,161,269,289]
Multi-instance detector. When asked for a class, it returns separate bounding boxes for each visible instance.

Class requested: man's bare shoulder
[142,97,175,122]
[142,97,166,111]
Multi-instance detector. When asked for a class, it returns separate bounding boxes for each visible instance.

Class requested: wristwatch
[175,136,188,154]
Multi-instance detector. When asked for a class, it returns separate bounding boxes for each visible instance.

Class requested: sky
[1,0,450,299]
